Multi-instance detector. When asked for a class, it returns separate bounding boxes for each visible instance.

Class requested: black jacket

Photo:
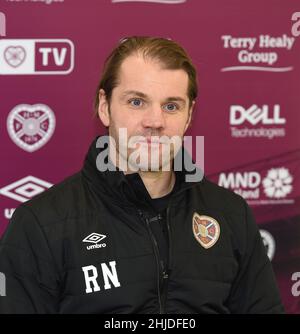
[0,136,285,314]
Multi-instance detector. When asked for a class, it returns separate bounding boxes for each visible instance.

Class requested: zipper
[137,209,164,314]
[148,214,166,275]
[135,187,191,313]
[160,201,173,313]
[166,203,172,272]
[126,172,197,312]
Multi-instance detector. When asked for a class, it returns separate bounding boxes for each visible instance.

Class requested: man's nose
[141,105,166,129]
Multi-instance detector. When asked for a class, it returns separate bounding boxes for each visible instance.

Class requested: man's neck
[137,170,176,199]
[108,143,176,199]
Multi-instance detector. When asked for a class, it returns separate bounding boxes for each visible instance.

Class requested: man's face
[98,54,195,172]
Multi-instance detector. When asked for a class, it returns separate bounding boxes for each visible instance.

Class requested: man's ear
[98,89,110,127]
[184,100,195,133]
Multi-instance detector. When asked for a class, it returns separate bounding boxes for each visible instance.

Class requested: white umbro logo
[83,233,107,250]
[0,175,53,203]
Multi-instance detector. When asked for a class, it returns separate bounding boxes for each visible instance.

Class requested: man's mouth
[137,136,164,144]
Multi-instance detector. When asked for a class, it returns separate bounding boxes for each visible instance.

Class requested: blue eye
[129,98,143,107]
[164,103,178,112]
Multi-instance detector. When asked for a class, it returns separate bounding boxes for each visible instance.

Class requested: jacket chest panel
[167,205,239,287]
[52,210,160,312]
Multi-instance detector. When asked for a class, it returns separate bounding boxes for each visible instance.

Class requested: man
[0,36,284,314]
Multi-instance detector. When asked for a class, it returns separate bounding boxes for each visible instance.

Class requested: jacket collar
[82,135,204,210]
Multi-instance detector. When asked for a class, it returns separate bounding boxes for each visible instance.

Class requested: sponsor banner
[0,0,299,314]
[218,167,294,205]
[0,39,74,75]
[221,34,296,72]
[229,104,286,139]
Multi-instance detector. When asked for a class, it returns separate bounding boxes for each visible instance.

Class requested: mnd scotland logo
[218,167,294,205]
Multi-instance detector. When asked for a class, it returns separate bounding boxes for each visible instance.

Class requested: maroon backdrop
[0,0,299,314]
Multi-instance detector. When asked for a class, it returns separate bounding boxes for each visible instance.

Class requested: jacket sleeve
[227,201,285,314]
[0,205,60,314]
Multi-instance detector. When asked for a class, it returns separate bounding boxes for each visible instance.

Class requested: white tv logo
[0,12,5,37]
[0,39,74,75]
[230,105,286,125]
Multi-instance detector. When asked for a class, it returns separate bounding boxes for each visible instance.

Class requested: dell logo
[230,104,286,125]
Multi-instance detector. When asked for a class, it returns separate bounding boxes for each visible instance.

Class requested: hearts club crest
[192,213,220,249]
[7,104,56,152]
